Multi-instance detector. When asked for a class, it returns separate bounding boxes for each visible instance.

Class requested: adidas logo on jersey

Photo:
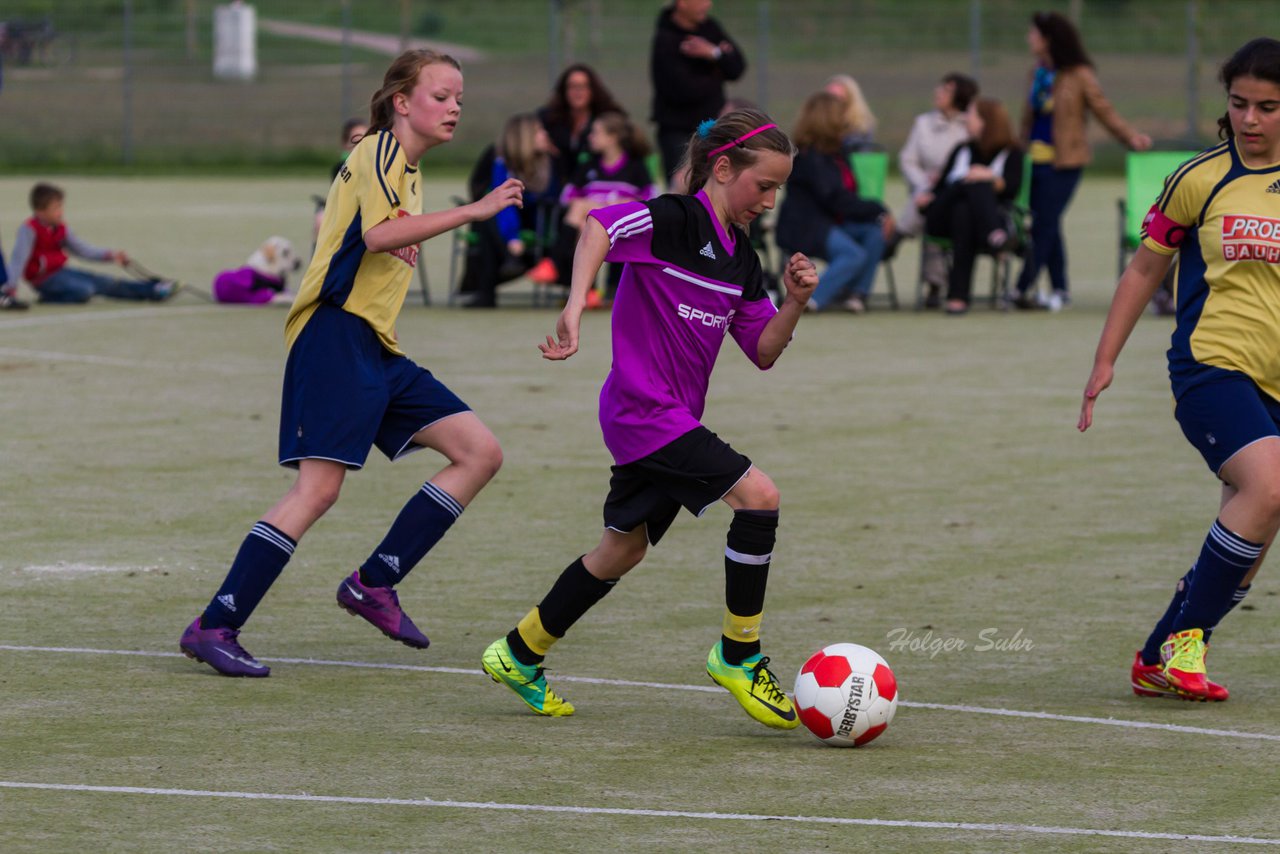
[699,241,717,260]
[1267,178,1280,194]
[217,594,237,612]
[379,553,402,574]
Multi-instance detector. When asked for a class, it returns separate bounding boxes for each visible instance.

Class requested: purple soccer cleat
[336,571,430,649]
[179,617,270,677]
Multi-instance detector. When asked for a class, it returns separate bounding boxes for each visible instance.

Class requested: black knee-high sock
[721,509,778,665]
[507,557,617,665]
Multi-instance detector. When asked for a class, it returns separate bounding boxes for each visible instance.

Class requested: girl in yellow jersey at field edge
[179,49,525,677]
[1080,38,1280,703]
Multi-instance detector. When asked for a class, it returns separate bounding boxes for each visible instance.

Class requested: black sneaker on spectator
[0,292,30,311]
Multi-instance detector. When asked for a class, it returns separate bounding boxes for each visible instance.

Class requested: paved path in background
[258,19,485,63]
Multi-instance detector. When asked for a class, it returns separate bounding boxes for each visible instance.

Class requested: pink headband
[706,123,777,159]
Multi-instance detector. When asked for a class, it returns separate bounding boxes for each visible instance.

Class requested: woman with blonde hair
[825,73,878,152]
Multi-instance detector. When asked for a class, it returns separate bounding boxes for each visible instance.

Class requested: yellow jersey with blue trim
[285,129,422,355]
[1141,139,1280,402]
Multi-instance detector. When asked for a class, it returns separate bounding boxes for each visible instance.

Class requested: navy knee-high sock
[1171,520,1262,634]
[1140,569,1192,666]
[359,481,462,588]
[1141,570,1254,665]
[1206,583,1251,645]
[202,522,296,630]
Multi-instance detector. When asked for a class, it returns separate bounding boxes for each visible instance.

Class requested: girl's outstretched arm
[756,252,818,367]
[540,217,609,361]
[364,178,525,253]
[1078,245,1174,432]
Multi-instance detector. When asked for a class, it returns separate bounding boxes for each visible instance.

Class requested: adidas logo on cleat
[700,241,717,260]
[379,553,401,574]
[1268,178,1280,194]
[217,594,237,612]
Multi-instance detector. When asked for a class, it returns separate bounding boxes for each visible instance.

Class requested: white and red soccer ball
[793,643,898,747]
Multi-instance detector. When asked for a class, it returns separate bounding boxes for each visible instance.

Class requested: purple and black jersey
[587,190,777,465]
[560,153,657,208]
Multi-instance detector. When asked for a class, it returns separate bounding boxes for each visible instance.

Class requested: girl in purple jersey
[482,109,820,730]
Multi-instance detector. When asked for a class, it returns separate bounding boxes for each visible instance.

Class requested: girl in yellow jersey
[1080,38,1280,702]
[179,50,525,677]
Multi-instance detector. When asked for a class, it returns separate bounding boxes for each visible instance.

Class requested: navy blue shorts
[603,426,752,546]
[1174,370,1280,476]
[278,304,470,469]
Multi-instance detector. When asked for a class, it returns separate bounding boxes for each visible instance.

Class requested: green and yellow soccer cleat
[706,642,800,730]
[481,637,574,717]
[1160,628,1212,700]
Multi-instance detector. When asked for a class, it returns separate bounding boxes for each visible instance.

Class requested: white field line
[0,346,172,369]
[0,345,272,374]
[2,644,1277,743]
[0,305,217,329]
[0,781,1276,845]
[20,563,161,574]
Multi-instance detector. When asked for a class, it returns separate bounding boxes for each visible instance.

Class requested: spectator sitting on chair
[537,63,627,189]
[8,183,174,304]
[895,71,978,307]
[536,111,657,302]
[775,91,892,314]
[920,97,1024,315]
[458,114,561,308]
[824,74,880,153]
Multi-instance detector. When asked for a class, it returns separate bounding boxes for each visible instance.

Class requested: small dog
[212,236,303,304]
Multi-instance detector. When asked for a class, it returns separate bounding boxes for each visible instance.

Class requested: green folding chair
[849,150,899,309]
[1117,150,1198,277]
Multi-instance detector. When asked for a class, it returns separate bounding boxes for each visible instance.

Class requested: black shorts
[603,426,752,546]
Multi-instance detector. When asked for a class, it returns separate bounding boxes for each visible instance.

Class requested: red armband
[1142,204,1190,251]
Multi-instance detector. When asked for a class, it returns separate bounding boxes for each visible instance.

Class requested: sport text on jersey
[1222,215,1280,263]
[678,303,735,331]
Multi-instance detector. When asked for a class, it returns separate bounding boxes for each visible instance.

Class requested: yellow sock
[516,607,560,657]
[722,609,762,645]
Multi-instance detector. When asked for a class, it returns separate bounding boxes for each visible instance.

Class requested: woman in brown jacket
[1013,11,1151,310]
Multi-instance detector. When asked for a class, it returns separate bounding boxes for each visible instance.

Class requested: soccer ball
[793,643,898,747]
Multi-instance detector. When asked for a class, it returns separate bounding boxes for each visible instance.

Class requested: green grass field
[1,175,1277,852]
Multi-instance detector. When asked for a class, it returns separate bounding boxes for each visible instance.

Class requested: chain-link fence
[0,0,1262,171]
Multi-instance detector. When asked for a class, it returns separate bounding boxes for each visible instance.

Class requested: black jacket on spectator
[775,148,886,258]
[537,105,591,188]
[649,6,745,133]
[926,142,1024,212]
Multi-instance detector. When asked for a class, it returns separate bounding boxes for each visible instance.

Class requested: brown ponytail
[681,108,795,194]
